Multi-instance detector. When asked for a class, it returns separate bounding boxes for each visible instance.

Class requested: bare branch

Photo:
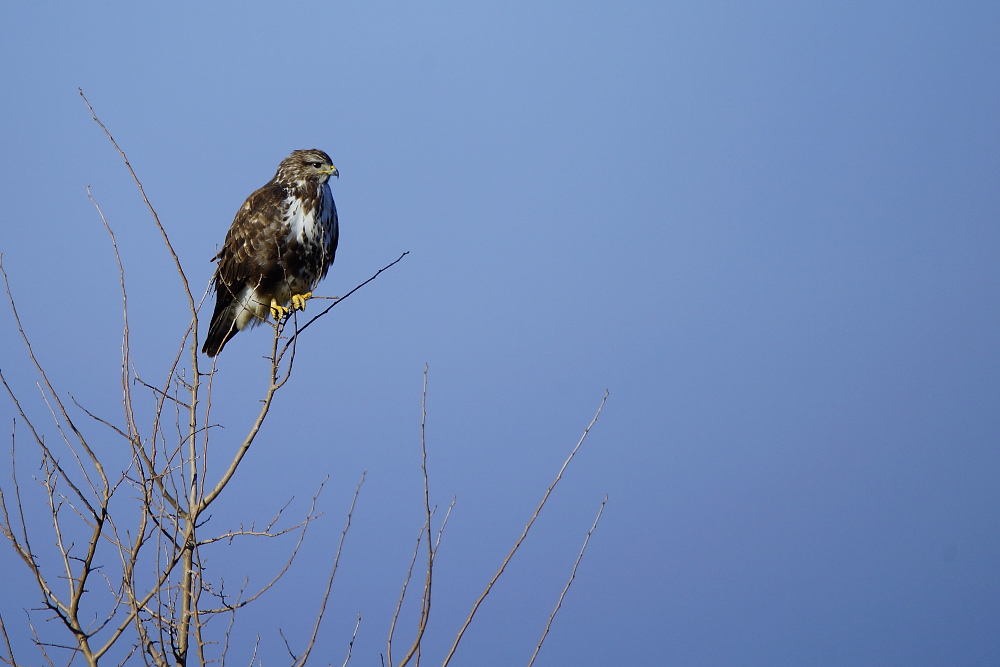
[198,380,275,513]
[0,256,109,503]
[35,384,101,502]
[281,251,408,356]
[526,495,608,667]
[434,499,456,555]
[78,101,205,666]
[245,636,260,667]
[0,418,74,625]
[200,481,329,615]
[198,495,304,546]
[88,187,138,447]
[441,390,609,667]
[393,365,435,667]
[278,628,298,663]
[113,642,139,667]
[218,595,239,667]
[131,376,191,410]
[70,394,130,442]
[1,95,458,667]
[0,613,16,667]
[387,520,426,667]
[204,252,405,515]
[341,614,361,667]
[290,472,366,667]
[78,89,195,317]
[24,613,56,667]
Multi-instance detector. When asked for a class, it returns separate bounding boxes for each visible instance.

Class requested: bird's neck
[285,179,323,198]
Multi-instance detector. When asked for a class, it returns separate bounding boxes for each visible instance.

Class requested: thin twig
[24,613,56,667]
[526,495,608,667]
[393,365,435,667]
[0,613,16,667]
[219,596,239,667]
[78,89,195,314]
[0,257,109,504]
[246,636,260,667]
[279,628,298,663]
[440,390,609,667]
[203,253,405,512]
[113,642,139,667]
[291,472,366,667]
[341,614,361,667]
[282,251,408,355]
[387,520,427,667]
[79,97,205,663]
[88,187,138,448]
[200,482,329,615]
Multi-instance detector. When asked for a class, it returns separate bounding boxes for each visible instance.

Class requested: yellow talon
[270,298,289,321]
[291,292,312,312]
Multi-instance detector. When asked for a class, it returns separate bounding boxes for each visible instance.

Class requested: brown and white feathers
[202,149,339,357]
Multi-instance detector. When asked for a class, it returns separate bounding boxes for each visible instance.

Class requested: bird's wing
[327,198,340,263]
[215,183,288,288]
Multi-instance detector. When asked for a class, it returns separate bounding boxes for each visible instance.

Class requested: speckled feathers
[202,150,339,357]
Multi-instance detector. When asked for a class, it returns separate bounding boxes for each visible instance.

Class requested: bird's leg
[270,298,290,321]
[290,292,312,312]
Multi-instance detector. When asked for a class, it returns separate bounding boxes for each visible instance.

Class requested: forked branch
[440,390,609,667]
[526,495,608,667]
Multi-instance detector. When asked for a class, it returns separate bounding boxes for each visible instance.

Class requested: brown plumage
[202,149,339,357]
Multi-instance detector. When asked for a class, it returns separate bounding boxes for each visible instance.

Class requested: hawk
[202,149,340,357]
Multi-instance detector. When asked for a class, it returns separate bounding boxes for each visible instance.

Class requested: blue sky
[1,2,999,665]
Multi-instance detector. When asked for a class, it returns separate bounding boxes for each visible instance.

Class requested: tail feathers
[202,283,274,356]
[202,288,241,357]
[203,319,238,357]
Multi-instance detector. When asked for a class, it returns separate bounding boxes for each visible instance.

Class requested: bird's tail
[202,290,240,357]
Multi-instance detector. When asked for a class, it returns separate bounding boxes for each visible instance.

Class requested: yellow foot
[290,292,312,312]
[270,298,289,321]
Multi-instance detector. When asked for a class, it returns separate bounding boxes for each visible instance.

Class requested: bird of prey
[202,149,339,357]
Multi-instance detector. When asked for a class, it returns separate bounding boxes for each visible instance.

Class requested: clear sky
[1,2,999,665]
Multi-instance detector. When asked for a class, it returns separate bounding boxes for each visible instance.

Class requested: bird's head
[277,149,339,187]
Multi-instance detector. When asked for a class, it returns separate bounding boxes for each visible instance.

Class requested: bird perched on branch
[202,149,339,357]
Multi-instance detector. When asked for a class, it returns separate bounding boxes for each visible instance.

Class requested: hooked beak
[321,165,339,179]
